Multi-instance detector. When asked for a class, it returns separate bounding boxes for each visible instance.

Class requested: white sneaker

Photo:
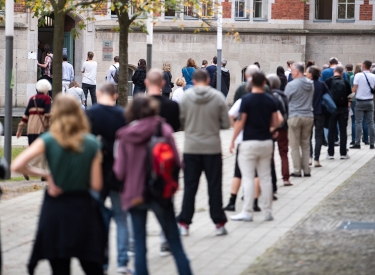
[215,224,228,236]
[340,154,350,159]
[230,212,253,221]
[264,213,274,221]
[117,266,133,274]
[326,155,334,160]
[179,223,189,236]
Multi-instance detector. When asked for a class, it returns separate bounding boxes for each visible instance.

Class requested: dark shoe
[23,174,30,181]
[323,140,328,147]
[273,195,278,201]
[350,145,361,149]
[253,204,261,212]
[290,173,302,177]
[160,242,171,257]
[350,141,355,145]
[223,203,235,212]
[334,142,339,147]
[365,142,370,145]
[370,145,375,149]
[304,174,311,177]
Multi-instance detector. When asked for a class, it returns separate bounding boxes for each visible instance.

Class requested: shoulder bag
[363,72,375,94]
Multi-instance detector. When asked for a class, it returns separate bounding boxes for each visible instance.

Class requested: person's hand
[16,131,22,138]
[272,131,279,139]
[46,175,63,197]
[229,141,235,154]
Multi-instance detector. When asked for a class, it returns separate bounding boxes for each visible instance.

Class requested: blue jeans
[104,191,129,269]
[130,202,192,275]
[133,85,145,96]
[351,101,368,142]
[355,100,375,145]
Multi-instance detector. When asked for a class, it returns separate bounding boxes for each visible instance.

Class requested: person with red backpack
[113,69,192,275]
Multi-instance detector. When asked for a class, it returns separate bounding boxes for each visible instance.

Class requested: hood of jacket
[185,86,218,104]
[294,77,314,92]
[117,116,162,145]
[221,67,229,73]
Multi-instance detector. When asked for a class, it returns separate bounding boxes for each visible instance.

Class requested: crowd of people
[10,52,375,275]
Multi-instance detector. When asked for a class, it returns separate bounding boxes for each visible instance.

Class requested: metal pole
[216,6,222,92]
[146,14,153,71]
[4,0,14,179]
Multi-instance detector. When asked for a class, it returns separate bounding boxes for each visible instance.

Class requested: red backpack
[146,122,179,205]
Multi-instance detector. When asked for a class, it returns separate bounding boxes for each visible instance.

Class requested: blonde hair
[163,62,171,72]
[354,63,362,75]
[175,77,186,87]
[49,94,89,152]
[69,81,80,89]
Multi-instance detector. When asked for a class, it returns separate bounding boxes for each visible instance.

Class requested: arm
[179,100,186,130]
[90,152,103,192]
[270,111,280,131]
[107,67,113,83]
[70,66,75,82]
[113,138,127,182]
[352,85,358,94]
[229,113,247,154]
[220,100,230,129]
[81,62,85,73]
[38,59,48,69]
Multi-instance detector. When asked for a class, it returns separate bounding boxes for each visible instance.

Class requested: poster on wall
[63,48,68,56]
[103,40,113,61]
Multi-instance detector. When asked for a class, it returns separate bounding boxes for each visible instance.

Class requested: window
[315,0,333,20]
[338,0,355,19]
[235,0,246,18]
[253,0,263,18]
[165,7,176,17]
[202,0,214,17]
[184,2,195,17]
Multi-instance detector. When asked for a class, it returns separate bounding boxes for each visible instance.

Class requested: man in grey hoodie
[177,69,230,236]
[285,62,314,177]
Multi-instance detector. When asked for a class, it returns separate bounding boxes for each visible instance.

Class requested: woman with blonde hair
[172,77,186,103]
[162,62,173,98]
[12,95,106,275]
[181,58,197,90]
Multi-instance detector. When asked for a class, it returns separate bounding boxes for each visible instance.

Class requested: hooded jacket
[179,86,230,154]
[113,116,181,211]
[211,68,231,97]
[285,77,314,118]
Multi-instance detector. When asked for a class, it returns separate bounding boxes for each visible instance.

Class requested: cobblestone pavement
[242,156,375,275]
[1,129,375,275]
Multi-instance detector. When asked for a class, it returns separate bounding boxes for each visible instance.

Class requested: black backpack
[273,91,288,129]
[330,77,347,107]
[112,65,119,84]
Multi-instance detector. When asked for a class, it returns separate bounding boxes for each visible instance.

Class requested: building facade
[1,0,375,106]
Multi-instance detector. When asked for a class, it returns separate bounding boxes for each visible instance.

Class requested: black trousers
[310,114,325,161]
[82,83,97,107]
[177,154,227,225]
[328,109,349,156]
[49,258,103,275]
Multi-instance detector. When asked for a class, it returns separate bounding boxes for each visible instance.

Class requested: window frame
[235,0,248,19]
[337,0,355,20]
[314,0,333,21]
[253,0,263,19]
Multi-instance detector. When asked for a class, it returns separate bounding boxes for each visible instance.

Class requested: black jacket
[162,71,173,94]
[132,68,146,88]
[151,95,180,132]
[211,68,231,97]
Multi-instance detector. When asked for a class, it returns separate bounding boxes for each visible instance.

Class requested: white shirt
[107,63,119,85]
[228,99,243,144]
[66,87,86,105]
[62,62,74,82]
[172,87,184,103]
[354,71,375,100]
[82,60,97,85]
[285,69,291,80]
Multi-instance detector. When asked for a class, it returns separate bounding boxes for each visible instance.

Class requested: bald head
[245,65,260,78]
[146,68,164,88]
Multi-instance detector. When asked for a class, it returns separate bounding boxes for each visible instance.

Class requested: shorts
[234,145,242,178]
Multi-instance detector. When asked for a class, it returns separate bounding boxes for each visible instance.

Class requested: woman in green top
[12,95,106,275]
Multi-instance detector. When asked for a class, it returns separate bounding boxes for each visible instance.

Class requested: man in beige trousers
[285,62,314,177]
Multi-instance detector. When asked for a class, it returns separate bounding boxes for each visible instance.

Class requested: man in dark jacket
[325,65,352,159]
[212,59,231,97]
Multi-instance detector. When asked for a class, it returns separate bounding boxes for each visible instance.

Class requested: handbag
[33,97,49,132]
[322,93,337,114]
[363,72,375,94]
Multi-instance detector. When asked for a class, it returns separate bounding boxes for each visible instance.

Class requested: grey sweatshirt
[179,86,230,154]
[285,77,314,118]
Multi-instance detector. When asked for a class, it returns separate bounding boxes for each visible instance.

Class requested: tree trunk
[51,5,66,98]
[117,11,130,107]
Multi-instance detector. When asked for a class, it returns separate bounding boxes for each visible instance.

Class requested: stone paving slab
[1,129,375,274]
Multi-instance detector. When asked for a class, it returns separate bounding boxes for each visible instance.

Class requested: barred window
[338,0,355,19]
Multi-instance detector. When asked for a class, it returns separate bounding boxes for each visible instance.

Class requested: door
[63,32,74,65]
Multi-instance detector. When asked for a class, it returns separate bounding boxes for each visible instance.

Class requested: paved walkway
[1,129,375,275]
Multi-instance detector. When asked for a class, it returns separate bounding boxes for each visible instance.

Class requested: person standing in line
[181,58,197,90]
[12,95,106,275]
[172,77,186,103]
[229,72,281,222]
[37,50,53,96]
[201,60,208,69]
[325,65,352,159]
[62,54,74,93]
[177,70,230,236]
[132,59,147,96]
[267,74,291,186]
[346,64,354,79]
[162,62,173,99]
[81,51,98,107]
[206,56,217,85]
[66,81,86,108]
[285,60,294,82]
[285,62,314,177]
[233,65,260,102]
[86,83,132,275]
[211,59,230,97]
[305,66,329,167]
[350,63,369,145]
[350,60,375,149]
[320,57,349,82]
[277,66,287,91]
[114,93,193,275]
[106,56,120,93]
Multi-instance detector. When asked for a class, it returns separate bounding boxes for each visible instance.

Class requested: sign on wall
[102,40,113,61]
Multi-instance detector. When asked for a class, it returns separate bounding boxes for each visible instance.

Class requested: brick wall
[360,0,373,20]
[15,2,26,13]
[304,2,309,20]
[272,0,305,20]
[222,0,231,19]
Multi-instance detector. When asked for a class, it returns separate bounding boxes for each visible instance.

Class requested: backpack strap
[363,72,375,94]
[155,122,163,137]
